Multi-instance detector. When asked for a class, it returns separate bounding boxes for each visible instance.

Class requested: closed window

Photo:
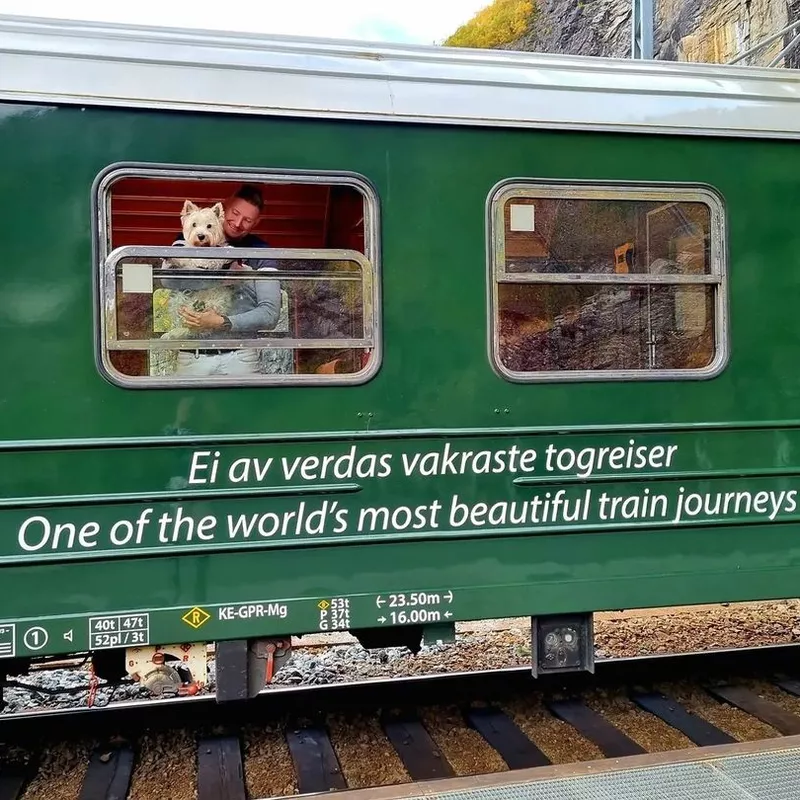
[94,165,381,388]
[488,180,728,382]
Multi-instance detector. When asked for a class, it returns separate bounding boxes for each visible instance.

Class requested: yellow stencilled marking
[182,607,211,629]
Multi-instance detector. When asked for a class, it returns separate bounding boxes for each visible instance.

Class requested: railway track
[3,643,800,799]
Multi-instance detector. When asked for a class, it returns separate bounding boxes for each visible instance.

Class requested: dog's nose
[197,233,206,241]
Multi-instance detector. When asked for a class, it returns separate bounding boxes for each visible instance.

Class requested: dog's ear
[211,202,224,219]
[181,199,199,218]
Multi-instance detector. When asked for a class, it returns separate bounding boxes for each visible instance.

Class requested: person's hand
[179,307,226,330]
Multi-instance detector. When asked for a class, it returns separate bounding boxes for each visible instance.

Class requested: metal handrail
[728,18,800,65]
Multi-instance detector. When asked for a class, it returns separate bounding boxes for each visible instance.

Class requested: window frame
[92,162,382,389]
[486,178,729,384]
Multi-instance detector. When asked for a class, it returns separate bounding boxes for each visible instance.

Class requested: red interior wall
[109,177,365,252]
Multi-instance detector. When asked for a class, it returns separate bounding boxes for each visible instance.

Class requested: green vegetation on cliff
[444,0,535,49]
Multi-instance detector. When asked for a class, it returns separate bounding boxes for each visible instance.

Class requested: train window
[487,181,728,382]
[93,165,381,388]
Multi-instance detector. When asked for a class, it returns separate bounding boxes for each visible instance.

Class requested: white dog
[159,200,239,342]
[164,200,234,271]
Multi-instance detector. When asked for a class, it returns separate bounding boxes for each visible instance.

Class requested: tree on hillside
[445,0,535,49]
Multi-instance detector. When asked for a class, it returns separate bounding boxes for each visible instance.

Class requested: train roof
[2,13,800,140]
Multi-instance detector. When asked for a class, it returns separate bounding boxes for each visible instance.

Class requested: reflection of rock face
[504,0,632,58]
[659,0,793,65]
[500,285,712,373]
[502,0,797,66]
[284,259,363,340]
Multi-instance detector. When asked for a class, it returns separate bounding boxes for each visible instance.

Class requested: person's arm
[228,269,282,333]
[248,256,282,272]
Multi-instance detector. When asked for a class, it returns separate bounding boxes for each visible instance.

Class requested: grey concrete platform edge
[314,735,800,800]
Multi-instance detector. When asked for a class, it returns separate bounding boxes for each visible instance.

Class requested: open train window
[93,164,381,388]
[487,180,728,382]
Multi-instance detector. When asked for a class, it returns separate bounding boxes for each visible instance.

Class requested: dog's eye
[191,222,196,227]
[206,224,212,229]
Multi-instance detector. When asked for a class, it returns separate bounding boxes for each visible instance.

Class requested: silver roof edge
[2,13,800,138]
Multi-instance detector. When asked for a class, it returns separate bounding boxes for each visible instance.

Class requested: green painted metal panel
[0,524,798,657]
[2,100,800,659]
[1,430,800,564]
[3,103,798,437]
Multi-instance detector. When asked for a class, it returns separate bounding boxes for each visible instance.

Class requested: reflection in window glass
[108,254,372,380]
[503,198,711,276]
[490,184,726,381]
[498,284,715,373]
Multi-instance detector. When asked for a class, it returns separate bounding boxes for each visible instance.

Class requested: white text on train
[218,603,288,621]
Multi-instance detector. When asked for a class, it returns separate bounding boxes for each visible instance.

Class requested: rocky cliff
[501,0,799,66]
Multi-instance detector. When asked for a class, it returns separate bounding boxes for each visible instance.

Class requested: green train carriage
[0,13,799,700]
